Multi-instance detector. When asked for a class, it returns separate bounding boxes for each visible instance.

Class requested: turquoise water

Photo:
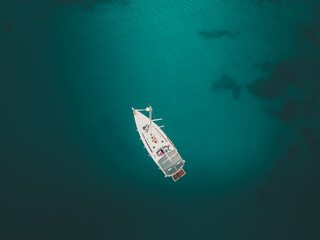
[2,0,320,239]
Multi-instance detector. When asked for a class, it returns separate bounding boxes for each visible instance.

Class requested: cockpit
[157,149,185,176]
[156,145,170,157]
[157,145,171,157]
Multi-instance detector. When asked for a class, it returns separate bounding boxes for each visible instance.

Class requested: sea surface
[1,0,320,239]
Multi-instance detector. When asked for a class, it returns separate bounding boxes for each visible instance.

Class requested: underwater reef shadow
[222,16,320,120]
[212,73,241,100]
[247,55,319,100]
[264,99,300,125]
[248,53,320,124]
[251,18,320,236]
[300,20,320,52]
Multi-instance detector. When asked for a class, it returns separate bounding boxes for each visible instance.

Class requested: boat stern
[172,169,186,182]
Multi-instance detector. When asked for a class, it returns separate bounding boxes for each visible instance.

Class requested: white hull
[132,107,185,181]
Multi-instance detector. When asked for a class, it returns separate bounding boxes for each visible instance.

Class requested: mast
[149,106,152,134]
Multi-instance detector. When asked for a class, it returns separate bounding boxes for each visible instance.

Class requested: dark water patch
[284,144,300,160]
[253,0,283,6]
[255,145,300,206]
[293,55,319,85]
[248,55,319,99]
[199,30,235,40]
[300,21,320,51]
[254,0,313,7]
[15,0,130,20]
[303,94,318,117]
[302,86,320,118]
[1,20,13,32]
[300,128,319,153]
[270,61,301,85]
[53,0,83,5]
[254,143,320,240]
[247,77,284,99]
[254,62,272,73]
[248,61,297,99]
[212,74,241,99]
[255,185,270,203]
[52,0,130,10]
[5,1,98,20]
[264,99,300,124]
[261,0,283,5]
[17,0,35,2]
[267,145,299,185]
[315,2,320,17]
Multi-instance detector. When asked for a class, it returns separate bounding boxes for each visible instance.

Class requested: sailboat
[132,106,186,181]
